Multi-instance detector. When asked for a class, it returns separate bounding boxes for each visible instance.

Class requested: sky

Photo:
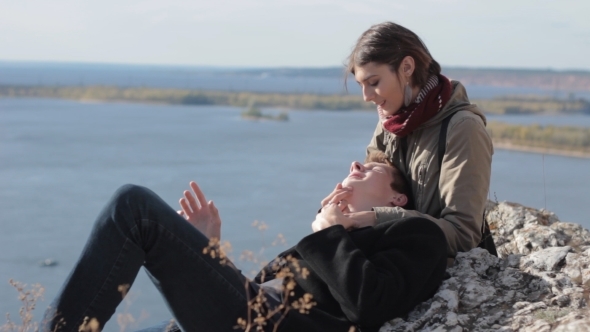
[1,0,589,70]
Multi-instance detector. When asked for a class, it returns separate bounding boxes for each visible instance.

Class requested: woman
[42,153,447,332]
[340,22,493,265]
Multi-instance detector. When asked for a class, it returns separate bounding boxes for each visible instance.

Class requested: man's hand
[344,211,377,229]
[178,181,221,240]
[320,183,352,212]
[312,201,353,232]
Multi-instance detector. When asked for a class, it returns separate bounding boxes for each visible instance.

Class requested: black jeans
[42,184,279,332]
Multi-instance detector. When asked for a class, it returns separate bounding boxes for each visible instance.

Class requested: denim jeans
[42,184,279,332]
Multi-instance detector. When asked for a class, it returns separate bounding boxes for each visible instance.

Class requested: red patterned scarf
[380,75,453,137]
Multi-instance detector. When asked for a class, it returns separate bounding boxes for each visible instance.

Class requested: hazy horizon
[1,0,589,70]
[2,59,590,74]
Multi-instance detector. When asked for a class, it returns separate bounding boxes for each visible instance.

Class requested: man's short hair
[365,151,411,200]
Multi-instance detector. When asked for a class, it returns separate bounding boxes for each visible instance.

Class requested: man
[43,153,446,332]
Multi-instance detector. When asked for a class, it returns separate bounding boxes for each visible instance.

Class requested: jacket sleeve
[295,219,447,327]
[372,115,493,258]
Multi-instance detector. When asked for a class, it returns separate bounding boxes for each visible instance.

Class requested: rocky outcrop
[380,201,590,332]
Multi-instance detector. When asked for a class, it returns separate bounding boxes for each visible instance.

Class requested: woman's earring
[404,82,412,107]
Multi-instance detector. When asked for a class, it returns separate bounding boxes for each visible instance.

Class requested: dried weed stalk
[205,224,317,332]
[115,284,148,332]
[78,283,148,332]
[202,237,233,265]
[78,317,100,332]
[235,255,316,332]
[5,223,310,332]
[1,279,44,332]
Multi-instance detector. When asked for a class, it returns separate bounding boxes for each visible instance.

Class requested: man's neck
[347,197,378,213]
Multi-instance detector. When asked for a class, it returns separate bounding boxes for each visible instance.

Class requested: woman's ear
[400,56,415,78]
[391,193,408,208]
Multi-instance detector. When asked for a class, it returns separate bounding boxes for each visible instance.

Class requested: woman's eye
[369,81,379,87]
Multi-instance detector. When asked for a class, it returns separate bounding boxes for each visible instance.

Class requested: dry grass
[1,278,150,332]
[201,226,317,332]
[77,284,149,332]
[533,308,572,324]
[1,280,44,332]
[3,224,318,332]
[238,254,316,332]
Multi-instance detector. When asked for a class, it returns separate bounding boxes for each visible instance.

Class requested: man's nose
[350,161,364,173]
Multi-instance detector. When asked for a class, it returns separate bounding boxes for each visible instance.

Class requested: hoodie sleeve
[372,114,493,259]
[295,218,447,327]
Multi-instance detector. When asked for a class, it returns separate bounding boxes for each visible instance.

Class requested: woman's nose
[350,161,364,173]
[362,87,374,102]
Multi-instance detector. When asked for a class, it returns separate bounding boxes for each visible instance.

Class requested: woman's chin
[378,107,397,117]
[379,107,402,117]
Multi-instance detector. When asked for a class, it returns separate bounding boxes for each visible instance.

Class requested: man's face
[342,161,396,206]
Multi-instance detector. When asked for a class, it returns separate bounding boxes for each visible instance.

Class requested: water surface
[1,98,589,330]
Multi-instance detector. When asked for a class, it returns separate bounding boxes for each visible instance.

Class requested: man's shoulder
[373,217,448,248]
[377,216,444,232]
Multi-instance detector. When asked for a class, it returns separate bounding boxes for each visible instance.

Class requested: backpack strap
[437,112,456,215]
[437,112,498,257]
[438,114,454,169]
[399,136,416,210]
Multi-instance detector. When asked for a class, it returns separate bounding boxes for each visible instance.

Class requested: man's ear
[391,193,408,207]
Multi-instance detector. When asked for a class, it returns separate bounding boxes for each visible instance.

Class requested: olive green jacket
[367,81,493,263]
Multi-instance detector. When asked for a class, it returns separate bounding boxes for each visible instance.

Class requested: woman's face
[354,62,404,117]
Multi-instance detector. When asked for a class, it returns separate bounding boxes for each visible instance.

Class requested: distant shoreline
[1,85,589,158]
[492,141,590,159]
[0,84,588,115]
[1,61,590,92]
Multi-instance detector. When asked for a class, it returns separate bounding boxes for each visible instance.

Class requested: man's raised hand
[179,181,221,240]
[312,201,354,232]
[320,183,352,212]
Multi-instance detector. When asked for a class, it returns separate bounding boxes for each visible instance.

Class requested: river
[1,96,589,330]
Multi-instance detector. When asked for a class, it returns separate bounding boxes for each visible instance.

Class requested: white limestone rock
[514,225,568,255]
[519,246,571,272]
[379,201,590,332]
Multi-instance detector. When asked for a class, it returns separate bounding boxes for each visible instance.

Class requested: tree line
[1,85,588,114]
[487,121,590,153]
[0,85,370,110]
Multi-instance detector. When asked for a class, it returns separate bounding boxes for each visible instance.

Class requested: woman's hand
[312,201,354,232]
[344,211,377,229]
[178,181,221,240]
[320,183,353,212]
